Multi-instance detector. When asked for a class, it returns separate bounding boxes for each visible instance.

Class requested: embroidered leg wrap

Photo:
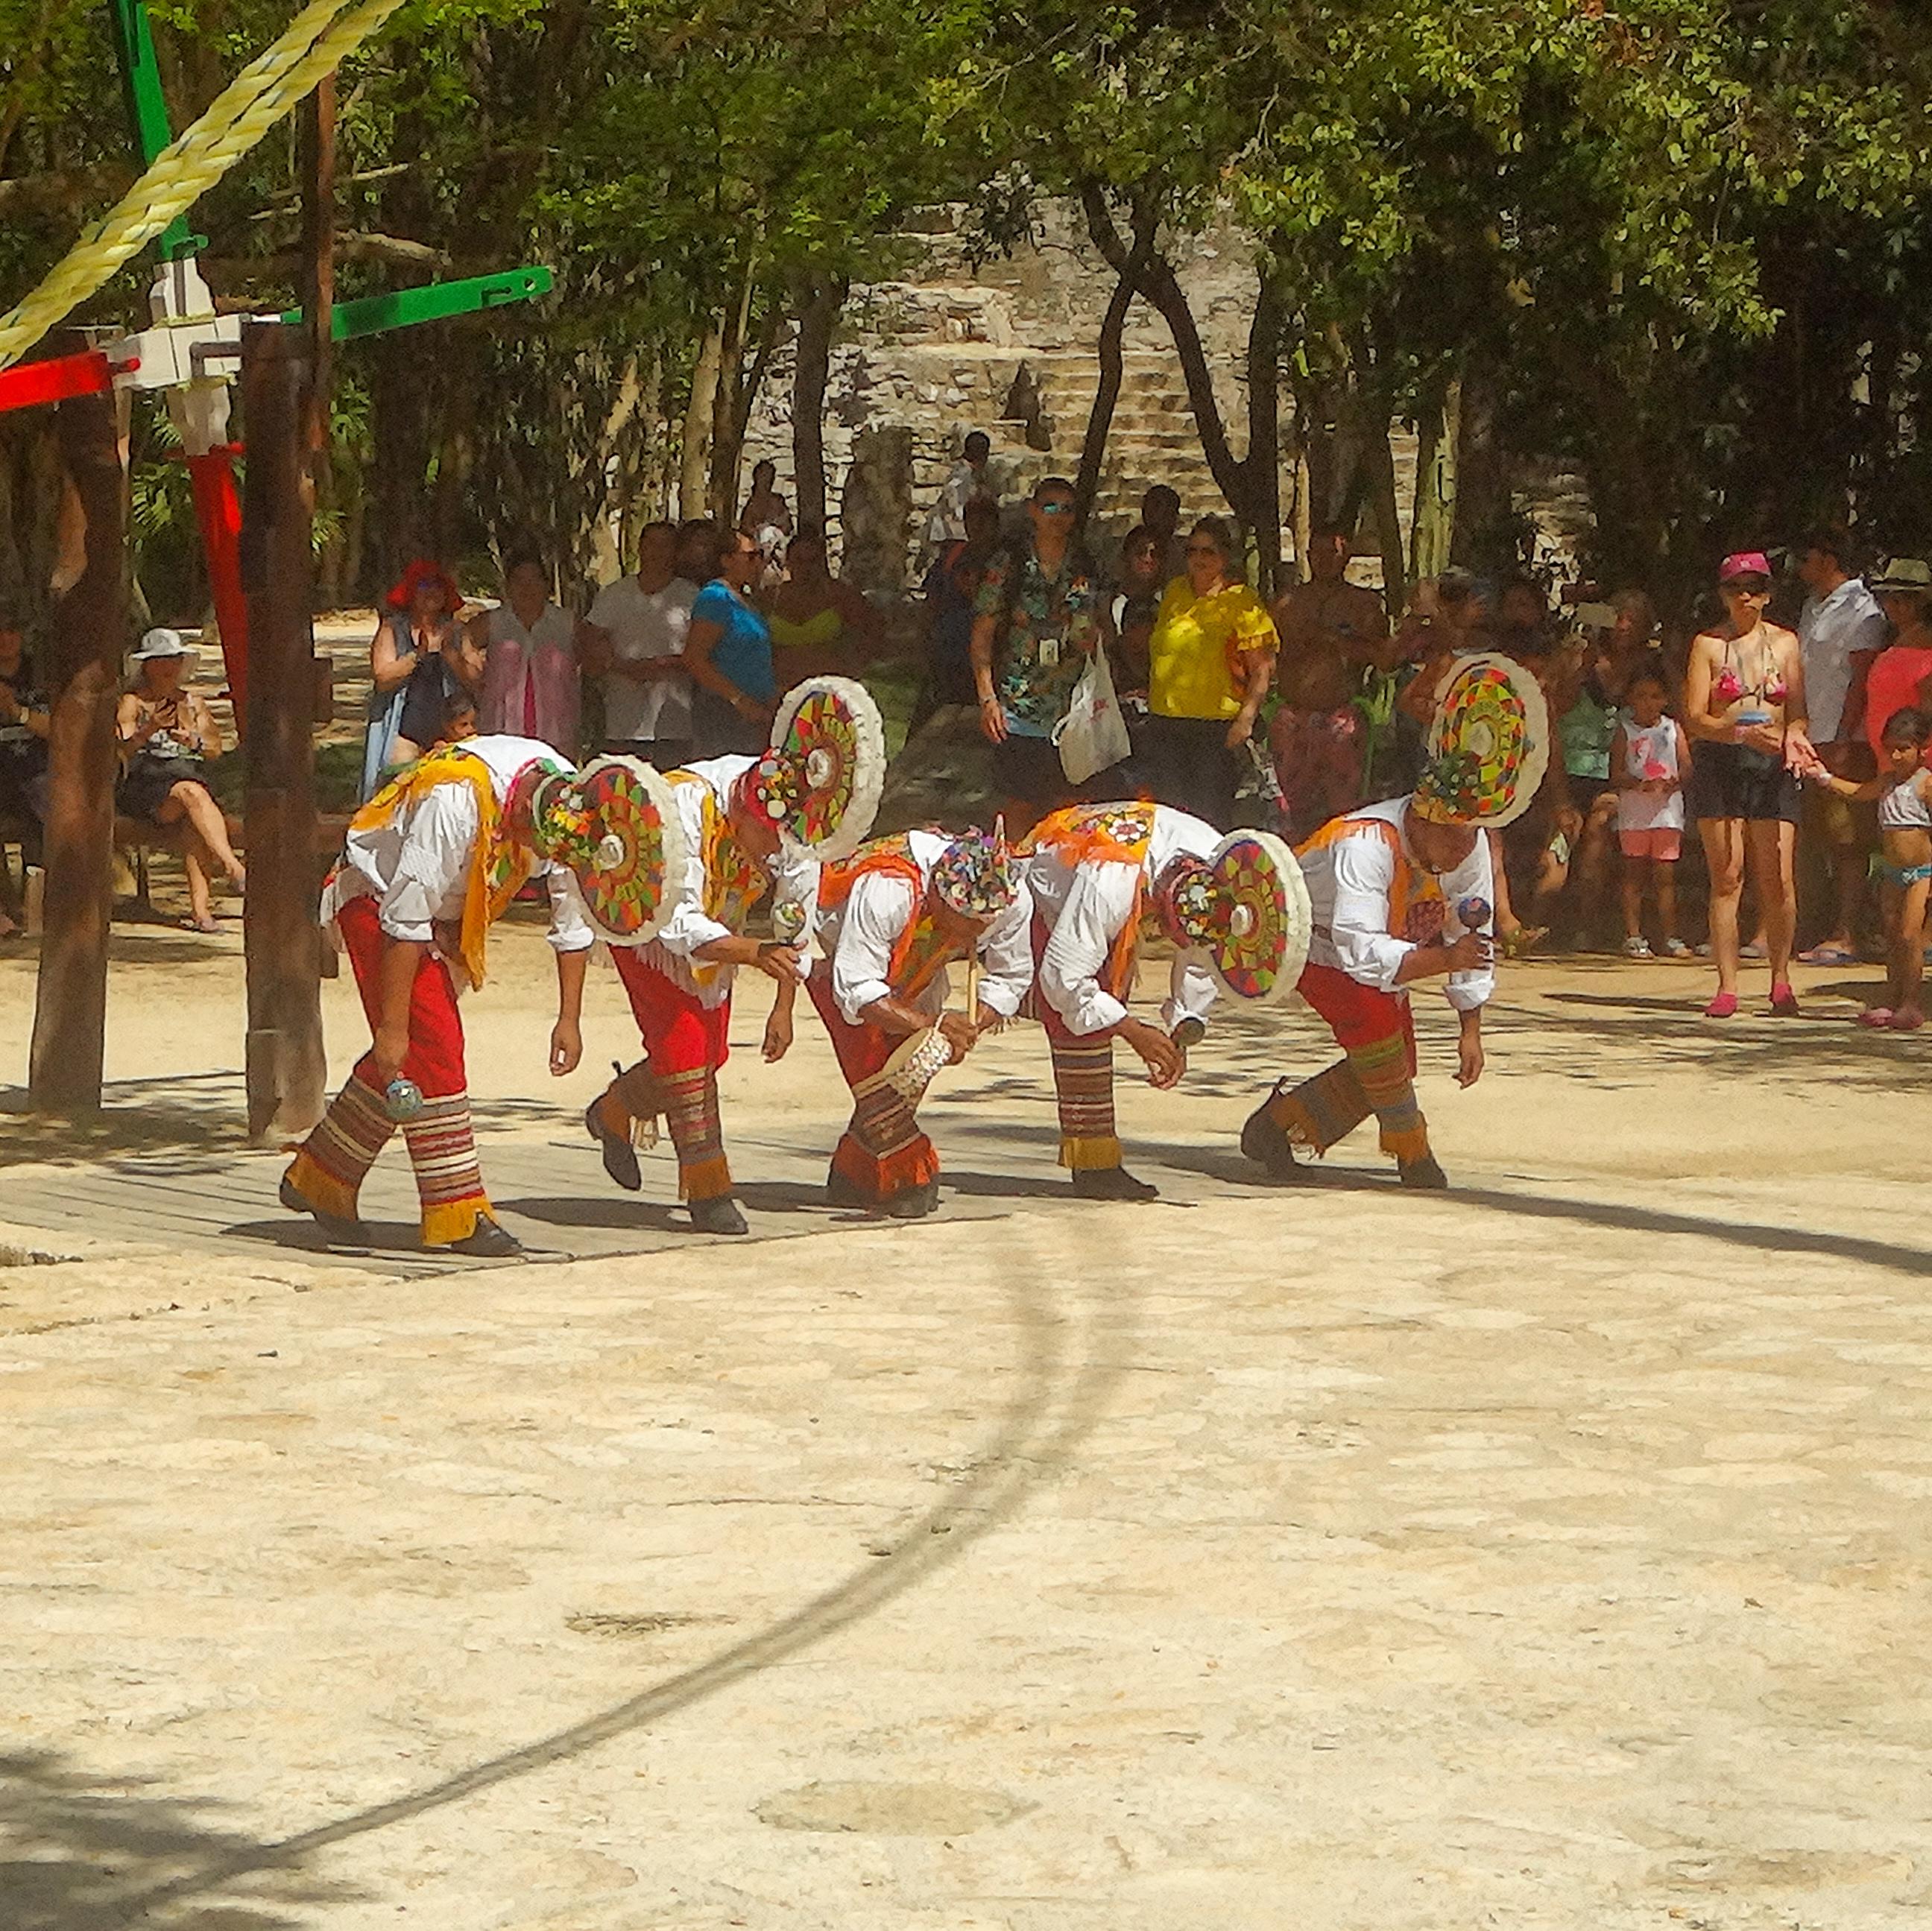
[599,1057,666,1146]
[285,1070,393,1222]
[835,1081,940,1204]
[660,1064,731,1201]
[1347,1031,1430,1163]
[1272,961,1432,1166]
[1049,1032,1120,1172]
[1264,1040,1428,1164]
[807,964,939,1204]
[402,1089,493,1245]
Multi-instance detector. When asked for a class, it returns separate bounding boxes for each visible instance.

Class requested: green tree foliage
[4,0,1931,621]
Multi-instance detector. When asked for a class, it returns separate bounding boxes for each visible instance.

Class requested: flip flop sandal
[1799,945,1858,966]
[1857,1008,1895,1028]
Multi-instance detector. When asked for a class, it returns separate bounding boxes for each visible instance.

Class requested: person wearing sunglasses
[1141,516,1279,829]
[970,477,1104,823]
[1683,550,1813,1017]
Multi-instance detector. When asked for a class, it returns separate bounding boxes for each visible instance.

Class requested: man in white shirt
[1241,790,1493,1189]
[583,754,821,1236]
[1796,536,1887,962]
[809,826,1033,1219]
[579,521,697,770]
[1023,800,1224,1201]
[282,736,596,1257]
[924,430,994,550]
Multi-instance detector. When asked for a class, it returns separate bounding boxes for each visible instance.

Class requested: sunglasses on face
[1036,500,1074,516]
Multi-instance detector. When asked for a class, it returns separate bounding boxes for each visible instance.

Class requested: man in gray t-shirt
[579,520,698,768]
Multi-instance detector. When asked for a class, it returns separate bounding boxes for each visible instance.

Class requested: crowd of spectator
[7,434,1930,1024]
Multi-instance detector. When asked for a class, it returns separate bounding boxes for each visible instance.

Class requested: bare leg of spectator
[1699,816,1746,1001]
[1745,818,1796,995]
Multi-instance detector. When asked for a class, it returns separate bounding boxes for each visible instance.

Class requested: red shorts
[1618,827,1682,862]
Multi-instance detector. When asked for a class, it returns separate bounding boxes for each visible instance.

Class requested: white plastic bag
[1052,644,1131,786]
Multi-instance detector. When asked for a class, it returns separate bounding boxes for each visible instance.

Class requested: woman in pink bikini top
[1682,550,1813,1021]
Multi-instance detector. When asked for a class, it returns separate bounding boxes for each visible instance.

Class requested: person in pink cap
[1682,551,1813,1017]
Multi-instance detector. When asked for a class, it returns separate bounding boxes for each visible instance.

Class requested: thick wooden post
[241,324,326,1140]
[28,385,126,1115]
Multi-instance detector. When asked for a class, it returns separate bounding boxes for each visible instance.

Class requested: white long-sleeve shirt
[321,733,593,953]
[818,829,1035,1025]
[638,755,820,1006]
[1299,794,1494,1012]
[1026,804,1220,1037]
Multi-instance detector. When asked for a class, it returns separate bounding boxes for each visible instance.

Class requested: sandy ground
[0,914,1928,1930]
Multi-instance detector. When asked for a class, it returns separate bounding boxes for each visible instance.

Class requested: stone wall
[740,203,1273,592]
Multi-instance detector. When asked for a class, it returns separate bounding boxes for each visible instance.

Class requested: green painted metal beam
[280,266,554,343]
[106,0,196,261]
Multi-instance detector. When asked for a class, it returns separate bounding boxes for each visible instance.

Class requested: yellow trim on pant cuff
[422,1194,491,1248]
[1059,1136,1123,1172]
[285,1153,357,1222]
[678,1156,733,1201]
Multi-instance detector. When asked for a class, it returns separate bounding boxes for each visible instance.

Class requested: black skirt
[119,750,210,825]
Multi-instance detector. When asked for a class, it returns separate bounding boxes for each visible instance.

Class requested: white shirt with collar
[1300,794,1493,1012]
[322,733,593,954]
[1800,576,1887,742]
[640,754,821,1006]
[819,829,1036,1026]
[1027,804,1220,1037]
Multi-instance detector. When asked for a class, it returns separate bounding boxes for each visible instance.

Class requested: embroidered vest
[819,834,961,1001]
[349,744,542,987]
[1295,813,1445,946]
[1021,802,1157,1000]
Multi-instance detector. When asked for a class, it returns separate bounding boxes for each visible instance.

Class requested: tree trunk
[1080,183,1250,525]
[28,383,125,1116]
[679,317,724,522]
[1073,276,1131,536]
[1245,276,1284,595]
[792,273,845,531]
[240,323,328,1141]
[707,268,758,525]
[1450,347,1507,569]
[1409,374,1459,586]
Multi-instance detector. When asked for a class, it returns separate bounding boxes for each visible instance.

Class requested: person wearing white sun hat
[115,629,245,933]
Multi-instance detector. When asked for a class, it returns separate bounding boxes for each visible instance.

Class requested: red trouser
[606,946,734,1200]
[284,891,491,1243]
[1263,960,1427,1163]
[805,962,940,1203]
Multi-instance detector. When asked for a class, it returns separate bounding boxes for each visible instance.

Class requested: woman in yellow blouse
[1143,516,1279,828]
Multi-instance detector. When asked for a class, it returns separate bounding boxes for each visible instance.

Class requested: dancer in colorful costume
[1023,801,1310,1198]
[282,736,683,1256]
[586,677,886,1233]
[809,823,1034,1219]
[1242,652,1549,1188]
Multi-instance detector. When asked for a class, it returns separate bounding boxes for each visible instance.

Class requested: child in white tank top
[1808,705,1932,1030]
[1610,668,1688,958]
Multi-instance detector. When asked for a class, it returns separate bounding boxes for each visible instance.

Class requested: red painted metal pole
[187,446,249,721]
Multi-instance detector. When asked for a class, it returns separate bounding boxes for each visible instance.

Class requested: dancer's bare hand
[751,942,804,985]
[938,1011,979,1064]
[762,1005,794,1063]
[1120,1017,1184,1090]
[1444,931,1492,974]
[549,1017,582,1077]
[1456,1025,1485,1088]
[372,1023,409,1084]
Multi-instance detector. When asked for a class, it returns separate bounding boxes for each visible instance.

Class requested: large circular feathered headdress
[739,676,887,861]
[1414,651,1550,828]
[1155,828,1311,1005]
